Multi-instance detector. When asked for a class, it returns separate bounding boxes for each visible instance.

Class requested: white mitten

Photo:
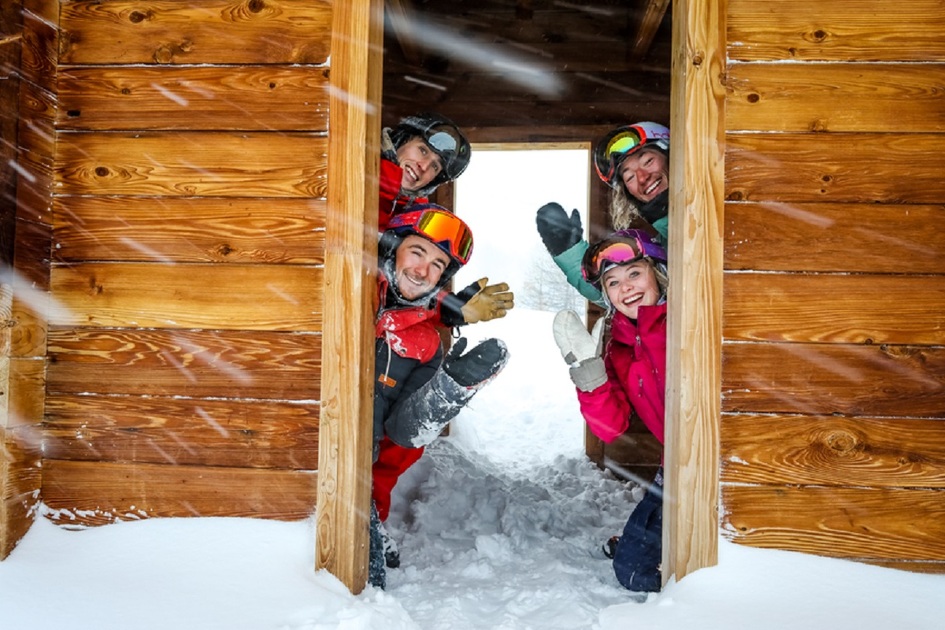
[553,310,605,366]
[552,310,607,392]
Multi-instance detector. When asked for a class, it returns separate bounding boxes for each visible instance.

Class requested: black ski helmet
[388,113,471,197]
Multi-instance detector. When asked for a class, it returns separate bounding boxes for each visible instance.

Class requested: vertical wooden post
[315,0,383,592]
[663,0,724,583]
[1,0,55,560]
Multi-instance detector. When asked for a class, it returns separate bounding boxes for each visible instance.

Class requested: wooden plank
[59,0,332,65]
[20,2,58,88]
[722,342,945,417]
[724,202,945,274]
[630,0,671,61]
[720,413,945,488]
[0,426,42,559]
[724,274,945,345]
[56,132,327,198]
[44,394,318,469]
[10,292,47,358]
[7,357,45,428]
[315,0,382,593]
[725,133,945,204]
[49,262,322,331]
[47,328,320,399]
[57,66,331,131]
[42,459,318,526]
[725,63,945,133]
[721,485,945,562]
[53,197,325,264]
[13,217,51,289]
[662,0,724,585]
[727,0,945,62]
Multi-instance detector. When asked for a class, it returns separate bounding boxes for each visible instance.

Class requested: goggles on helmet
[581,231,666,286]
[387,205,474,266]
[594,123,669,188]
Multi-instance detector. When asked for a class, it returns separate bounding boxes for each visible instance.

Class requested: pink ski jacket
[576,303,666,445]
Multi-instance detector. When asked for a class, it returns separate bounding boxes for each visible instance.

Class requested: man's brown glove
[460,278,515,325]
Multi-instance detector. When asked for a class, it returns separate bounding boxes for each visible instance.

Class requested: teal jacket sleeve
[653,216,669,246]
[552,240,604,306]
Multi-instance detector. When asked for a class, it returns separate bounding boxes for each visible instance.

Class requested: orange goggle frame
[388,206,473,265]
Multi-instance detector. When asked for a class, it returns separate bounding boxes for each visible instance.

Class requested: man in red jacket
[373,113,514,569]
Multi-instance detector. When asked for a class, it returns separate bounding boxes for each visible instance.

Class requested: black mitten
[536,202,583,256]
[442,337,509,388]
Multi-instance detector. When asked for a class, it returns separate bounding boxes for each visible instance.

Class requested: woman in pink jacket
[552,228,667,596]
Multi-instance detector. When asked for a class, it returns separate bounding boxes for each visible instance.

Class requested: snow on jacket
[576,303,666,445]
[373,281,477,459]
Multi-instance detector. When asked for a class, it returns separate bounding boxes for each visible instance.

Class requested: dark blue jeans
[613,468,663,592]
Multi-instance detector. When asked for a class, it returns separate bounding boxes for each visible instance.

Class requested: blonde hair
[608,188,640,231]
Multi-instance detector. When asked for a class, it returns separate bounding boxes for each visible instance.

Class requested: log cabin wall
[720,0,945,571]
[31,0,333,531]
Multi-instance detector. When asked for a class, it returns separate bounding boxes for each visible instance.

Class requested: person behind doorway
[551,228,667,596]
[374,113,514,568]
[370,202,510,588]
[535,121,670,305]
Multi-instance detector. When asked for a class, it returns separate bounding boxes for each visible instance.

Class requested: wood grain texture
[49,262,322,331]
[726,63,945,133]
[724,273,945,345]
[42,459,318,526]
[721,485,945,563]
[59,0,332,65]
[725,133,945,203]
[315,0,382,592]
[53,197,325,264]
[57,66,330,131]
[47,328,320,400]
[662,0,724,584]
[727,0,945,62]
[56,132,327,198]
[0,426,42,559]
[722,342,945,417]
[44,394,318,469]
[720,413,945,487]
[724,202,945,274]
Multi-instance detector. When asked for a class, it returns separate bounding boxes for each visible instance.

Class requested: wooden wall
[35,0,332,528]
[1,0,49,559]
[720,0,945,571]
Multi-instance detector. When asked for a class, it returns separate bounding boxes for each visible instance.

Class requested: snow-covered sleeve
[383,367,477,449]
[552,240,604,306]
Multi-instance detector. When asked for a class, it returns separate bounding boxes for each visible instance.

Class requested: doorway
[449,146,590,470]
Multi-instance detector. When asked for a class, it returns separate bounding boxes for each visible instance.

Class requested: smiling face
[393,234,451,300]
[618,147,669,203]
[396,137,443,193]
[601,260,661,320]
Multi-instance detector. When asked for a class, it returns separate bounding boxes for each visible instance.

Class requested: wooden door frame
[663,0,724,583]
[314,0,725,592]
[315,0,384,593]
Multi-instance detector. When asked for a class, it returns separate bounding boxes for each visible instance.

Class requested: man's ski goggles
[388,206,474,265]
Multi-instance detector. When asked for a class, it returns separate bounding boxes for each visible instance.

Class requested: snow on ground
[2,309,944,629]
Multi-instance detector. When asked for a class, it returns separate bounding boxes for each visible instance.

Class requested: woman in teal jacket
[535,122,670,305]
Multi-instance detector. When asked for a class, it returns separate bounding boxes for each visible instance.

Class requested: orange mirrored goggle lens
[414,209,474,265]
